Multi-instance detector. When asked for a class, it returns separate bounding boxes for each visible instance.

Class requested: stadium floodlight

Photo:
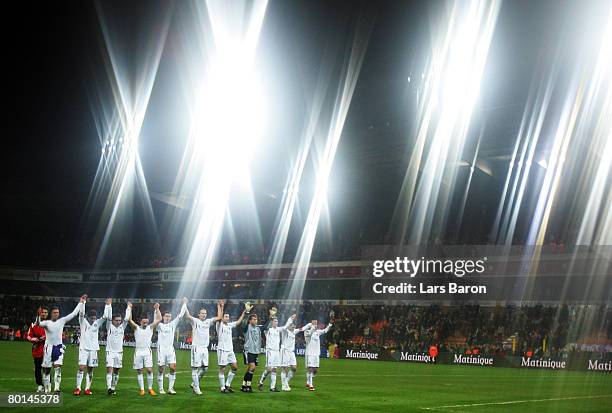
[490,3,612,247]
[191,48,266,188]
[526,79,581,245]
[576,5,612,245]
[267,74,329,268]
[85,3,171,266]
[176,0,269,293]
[390,0,500,245]
[488,72,553,245]
[286,21,370,300]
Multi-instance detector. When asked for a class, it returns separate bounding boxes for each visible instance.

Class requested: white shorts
[266,350,280,368]
[133,349,153,369]
[42,343,65,368]
[305,355,320,368]
[280,349,297,367]
[191,346,209,368]
[217,349,237,366]
[157,347,176,366]
[106,351,123,369]
[78,349,98,367]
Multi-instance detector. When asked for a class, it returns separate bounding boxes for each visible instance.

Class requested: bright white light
[391,0,500,244]
[85,2,170,267]
[287,18,370,299]
[176,0,269,289]
[577,5,612,245]
[191,49,266,187]
[537,159,548,169]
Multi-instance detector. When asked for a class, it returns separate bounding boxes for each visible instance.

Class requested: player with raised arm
[258,307,289,392]
[184,299,223,395]
[216,300,247,394]
[303,311,334,391]
[156,298,187,395]
[105,301,132,395]
[128,303,162,396]
[74,298,111,396]
[239,302,259,393]
[280,314,306,391]
[37,295,86,393]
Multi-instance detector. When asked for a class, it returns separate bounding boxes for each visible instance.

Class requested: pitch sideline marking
[420,394,612,410]
[0,372,604,381]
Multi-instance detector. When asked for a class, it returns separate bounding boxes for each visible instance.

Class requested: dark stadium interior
[3,0,605,270]
[1,1,612,410]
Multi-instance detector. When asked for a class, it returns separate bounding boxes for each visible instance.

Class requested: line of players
[33,295,333,396]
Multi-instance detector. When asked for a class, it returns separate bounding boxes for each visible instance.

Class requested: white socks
[306,371,313,386]
[259,370,269,384]
[169,372,176,390]
[156,370,175,390]
[281,369,295,388]
[226,370,235,387]
[53,367,62,391]
[112,373,119,390]
[75,370,91,390]
[76,371,84,390]
[192,369,200,389]
[43,372,51,392]
[270,372,277,389]
[146,372,153,390]
[85,372,92,390]
[192,367,207,388]
[106,373,112,389]
[218,373,226,390]
[137,372,153,390]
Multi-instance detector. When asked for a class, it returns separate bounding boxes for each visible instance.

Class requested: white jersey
[39,302,83,346]
[279,318,302,351]
[281,327,302,351]
[265,326,283,350]
[304,324,332,356]
[134,326,154,351]
[216,321,238,351]
[106,306,131,353]
[189,317,214,348]
[156,304,186,350]
[78,304,110,351]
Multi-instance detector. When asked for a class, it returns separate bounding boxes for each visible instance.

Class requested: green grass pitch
[0,342,611,412]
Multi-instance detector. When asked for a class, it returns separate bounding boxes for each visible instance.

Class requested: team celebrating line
[30,295,333,396]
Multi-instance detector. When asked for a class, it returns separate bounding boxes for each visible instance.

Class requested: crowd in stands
[2,295,610,358]
[331,304,594,357]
